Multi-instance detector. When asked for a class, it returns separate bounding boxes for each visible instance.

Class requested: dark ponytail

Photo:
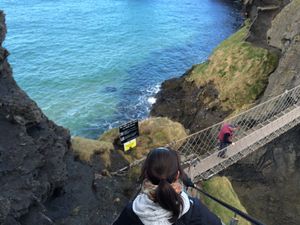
[156,179,183,223]
[140,147,184,223]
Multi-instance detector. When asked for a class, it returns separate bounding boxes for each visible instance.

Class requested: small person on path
[217,123,238,158]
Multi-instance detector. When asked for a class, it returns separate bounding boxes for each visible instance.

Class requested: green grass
[98,127,119,143]
[71,136,114,167]
[200,177,251,225]
[97,117,188,165]
[186,21,278,111]
[215,23,250,51]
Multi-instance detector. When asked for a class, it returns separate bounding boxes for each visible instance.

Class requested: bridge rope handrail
[168,83,300,160]
[167,84,300,146]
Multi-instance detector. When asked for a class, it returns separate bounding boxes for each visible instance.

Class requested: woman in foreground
[113,147,223,225]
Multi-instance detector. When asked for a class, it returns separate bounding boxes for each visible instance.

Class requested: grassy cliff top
[72,117,187,168]
[201,176,251,225]
[71,136,114,168]
[99,117,188,163]
[186,22,278,111]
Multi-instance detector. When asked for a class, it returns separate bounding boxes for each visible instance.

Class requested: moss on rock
[98,127,119,143]
[71,136,114,167]
[186,23,278,111]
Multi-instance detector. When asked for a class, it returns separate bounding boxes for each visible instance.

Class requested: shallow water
[1,0,242,138]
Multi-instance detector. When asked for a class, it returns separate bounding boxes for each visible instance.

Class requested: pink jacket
[218,123,234,142]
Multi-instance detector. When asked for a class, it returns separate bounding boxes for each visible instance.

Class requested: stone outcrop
[244,0,288,48]
[262,0,300,99]
[0,10,71,225]
[226,125,300,225]
[98,117,188,167]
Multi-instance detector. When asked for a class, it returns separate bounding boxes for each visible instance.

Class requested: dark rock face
[243,0,300,101]
[261,0,300,99]
[244,0,289,48]
[43,154,135,225]
[225,125,300,225]
[0,10,70,224]
[151,69,230,133]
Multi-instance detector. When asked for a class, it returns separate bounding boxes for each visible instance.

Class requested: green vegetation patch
[98,127,119,143]
[186,23,278,111]
[71,136,114,167]
[102,117,188,163]
[201,176,251,225]
[97,117,188,179]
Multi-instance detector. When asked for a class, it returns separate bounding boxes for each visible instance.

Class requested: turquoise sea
[1,0,242,138]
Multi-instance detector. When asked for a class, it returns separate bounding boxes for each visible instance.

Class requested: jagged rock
[226,125,300,225]
[245,0,287,47]
[261,39,300,99]
[267,0,300,51]
[262,0,300,99]
[0,10,70,224]
[44,153,135,225]
[0,197,10,224]
[20,206,54,225]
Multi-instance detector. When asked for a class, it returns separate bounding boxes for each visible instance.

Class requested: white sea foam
[147,97,156,104]
[146,84,160,105]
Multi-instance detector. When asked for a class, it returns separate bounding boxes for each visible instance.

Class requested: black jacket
[113,197,222,225]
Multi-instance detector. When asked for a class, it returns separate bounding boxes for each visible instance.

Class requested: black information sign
[119,120,139,144]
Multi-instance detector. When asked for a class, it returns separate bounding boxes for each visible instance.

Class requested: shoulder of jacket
[188,196,200,206]
[177,197,198,223]
[124,202,143,225]
[187,197,208,215]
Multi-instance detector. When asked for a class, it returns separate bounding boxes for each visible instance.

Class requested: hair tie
[159,178,167,183]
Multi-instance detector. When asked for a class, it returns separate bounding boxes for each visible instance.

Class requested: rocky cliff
[0,10,70,224]
[225,125,300,225]
[151,0,300,224]
[260,0,300,99]
[0,11,132,225]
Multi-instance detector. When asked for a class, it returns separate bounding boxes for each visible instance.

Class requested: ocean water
[1,0,242,138]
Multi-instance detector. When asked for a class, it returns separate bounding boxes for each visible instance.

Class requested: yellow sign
[124,139,137,152]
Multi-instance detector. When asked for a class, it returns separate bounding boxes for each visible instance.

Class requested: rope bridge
[168,84,300,182]
[113,84,300,182]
